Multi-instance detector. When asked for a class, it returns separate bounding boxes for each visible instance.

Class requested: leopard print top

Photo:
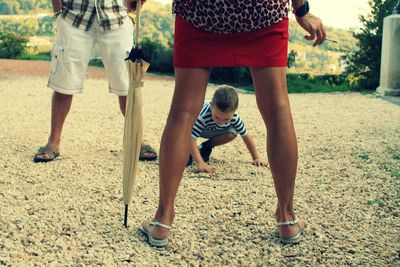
[173,0,290,34]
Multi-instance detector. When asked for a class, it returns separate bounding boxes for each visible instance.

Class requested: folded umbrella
[122,0,150,228]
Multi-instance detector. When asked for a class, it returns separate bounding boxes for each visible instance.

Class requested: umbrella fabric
[122,59,149,204]
[122,0,149,227]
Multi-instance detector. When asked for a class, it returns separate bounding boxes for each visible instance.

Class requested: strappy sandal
[140,220,171,247]
[277,220,305,245]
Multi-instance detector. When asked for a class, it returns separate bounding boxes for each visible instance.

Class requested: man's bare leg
[35,91,73,160]
[118,95,157,159]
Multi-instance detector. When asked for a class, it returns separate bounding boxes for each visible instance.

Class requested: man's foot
[139,144,157,161]
[33,146,60,163]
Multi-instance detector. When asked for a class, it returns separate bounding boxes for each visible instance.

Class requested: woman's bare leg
[250,66,304,239]
[148,67,211,238]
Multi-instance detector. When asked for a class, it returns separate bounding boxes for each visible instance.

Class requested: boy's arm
[241,134,267,167]
[190,137,213,173]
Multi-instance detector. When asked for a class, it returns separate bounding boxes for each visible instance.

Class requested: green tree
[34,0,52,10]
[19,0,35,11]
[38,16,56,35]
[288,50,297,68]
[346,0,397,90]
[0,32,29,58]
[0,0,21,14]
[0,18,38,36]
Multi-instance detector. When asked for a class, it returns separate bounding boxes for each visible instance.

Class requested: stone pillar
[376,14,400,96]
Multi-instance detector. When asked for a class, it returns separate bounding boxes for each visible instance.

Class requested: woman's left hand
[296,13,327,46]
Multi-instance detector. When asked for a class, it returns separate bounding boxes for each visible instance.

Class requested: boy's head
[210,85,239,125]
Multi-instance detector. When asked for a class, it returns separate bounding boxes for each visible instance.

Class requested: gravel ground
[0,60,399,266]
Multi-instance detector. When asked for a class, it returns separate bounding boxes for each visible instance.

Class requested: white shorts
[48,16,133,96]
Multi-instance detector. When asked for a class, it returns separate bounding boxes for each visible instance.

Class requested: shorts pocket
[50,44,64,75]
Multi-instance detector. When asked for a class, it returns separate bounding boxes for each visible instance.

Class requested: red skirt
[173,15,289,68]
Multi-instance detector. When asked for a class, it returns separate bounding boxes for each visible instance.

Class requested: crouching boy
[187,85,267,173]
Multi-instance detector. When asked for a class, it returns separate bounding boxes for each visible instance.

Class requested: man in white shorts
[34,0,157,162]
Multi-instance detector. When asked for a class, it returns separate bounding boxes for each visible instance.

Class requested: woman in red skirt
[141,0,326,246]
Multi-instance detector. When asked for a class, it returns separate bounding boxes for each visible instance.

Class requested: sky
[153,0,371,30]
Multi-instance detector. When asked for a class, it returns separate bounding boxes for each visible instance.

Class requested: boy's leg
[197,131,237,162]
[145,67,210,240]
[35,17,95,161]
[249,66,305,240]
[204,131,237,147]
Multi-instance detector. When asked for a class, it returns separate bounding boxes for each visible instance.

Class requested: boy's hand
[252,158,268,167]
[197,163,213,173]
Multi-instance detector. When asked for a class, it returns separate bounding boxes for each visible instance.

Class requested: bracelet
[54,9,63,17]
[294,1,310,18]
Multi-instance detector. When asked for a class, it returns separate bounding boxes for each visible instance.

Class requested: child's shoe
[186,155,193,166]
[199,141,213,162]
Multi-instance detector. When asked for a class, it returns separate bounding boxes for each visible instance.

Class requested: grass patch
[387,146,400,160]
[209,68,352,94]
[358,153,370,161]
[367,199,385,207]
[17,51,51,61]
[378,145,400,180]
[351,146,372,164]
[88,58,104,68]
[286,74,350,93]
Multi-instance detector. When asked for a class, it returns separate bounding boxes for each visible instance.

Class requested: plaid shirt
[60,0,128,31]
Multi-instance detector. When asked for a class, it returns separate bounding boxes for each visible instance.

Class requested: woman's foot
[277,220,306,244]
[140,220,171,247]
[275,208,306,244]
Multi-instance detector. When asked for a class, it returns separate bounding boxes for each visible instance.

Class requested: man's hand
[197,162,213,173]
[252,158,268,167]
[296,13,327,46]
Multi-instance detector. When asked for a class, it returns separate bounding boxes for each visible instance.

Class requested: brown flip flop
[33,146,60,163]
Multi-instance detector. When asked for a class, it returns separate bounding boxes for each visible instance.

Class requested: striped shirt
[192,102,248,139]
[60,0,128,31]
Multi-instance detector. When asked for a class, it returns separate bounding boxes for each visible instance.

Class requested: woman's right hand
[295,13,327,46]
